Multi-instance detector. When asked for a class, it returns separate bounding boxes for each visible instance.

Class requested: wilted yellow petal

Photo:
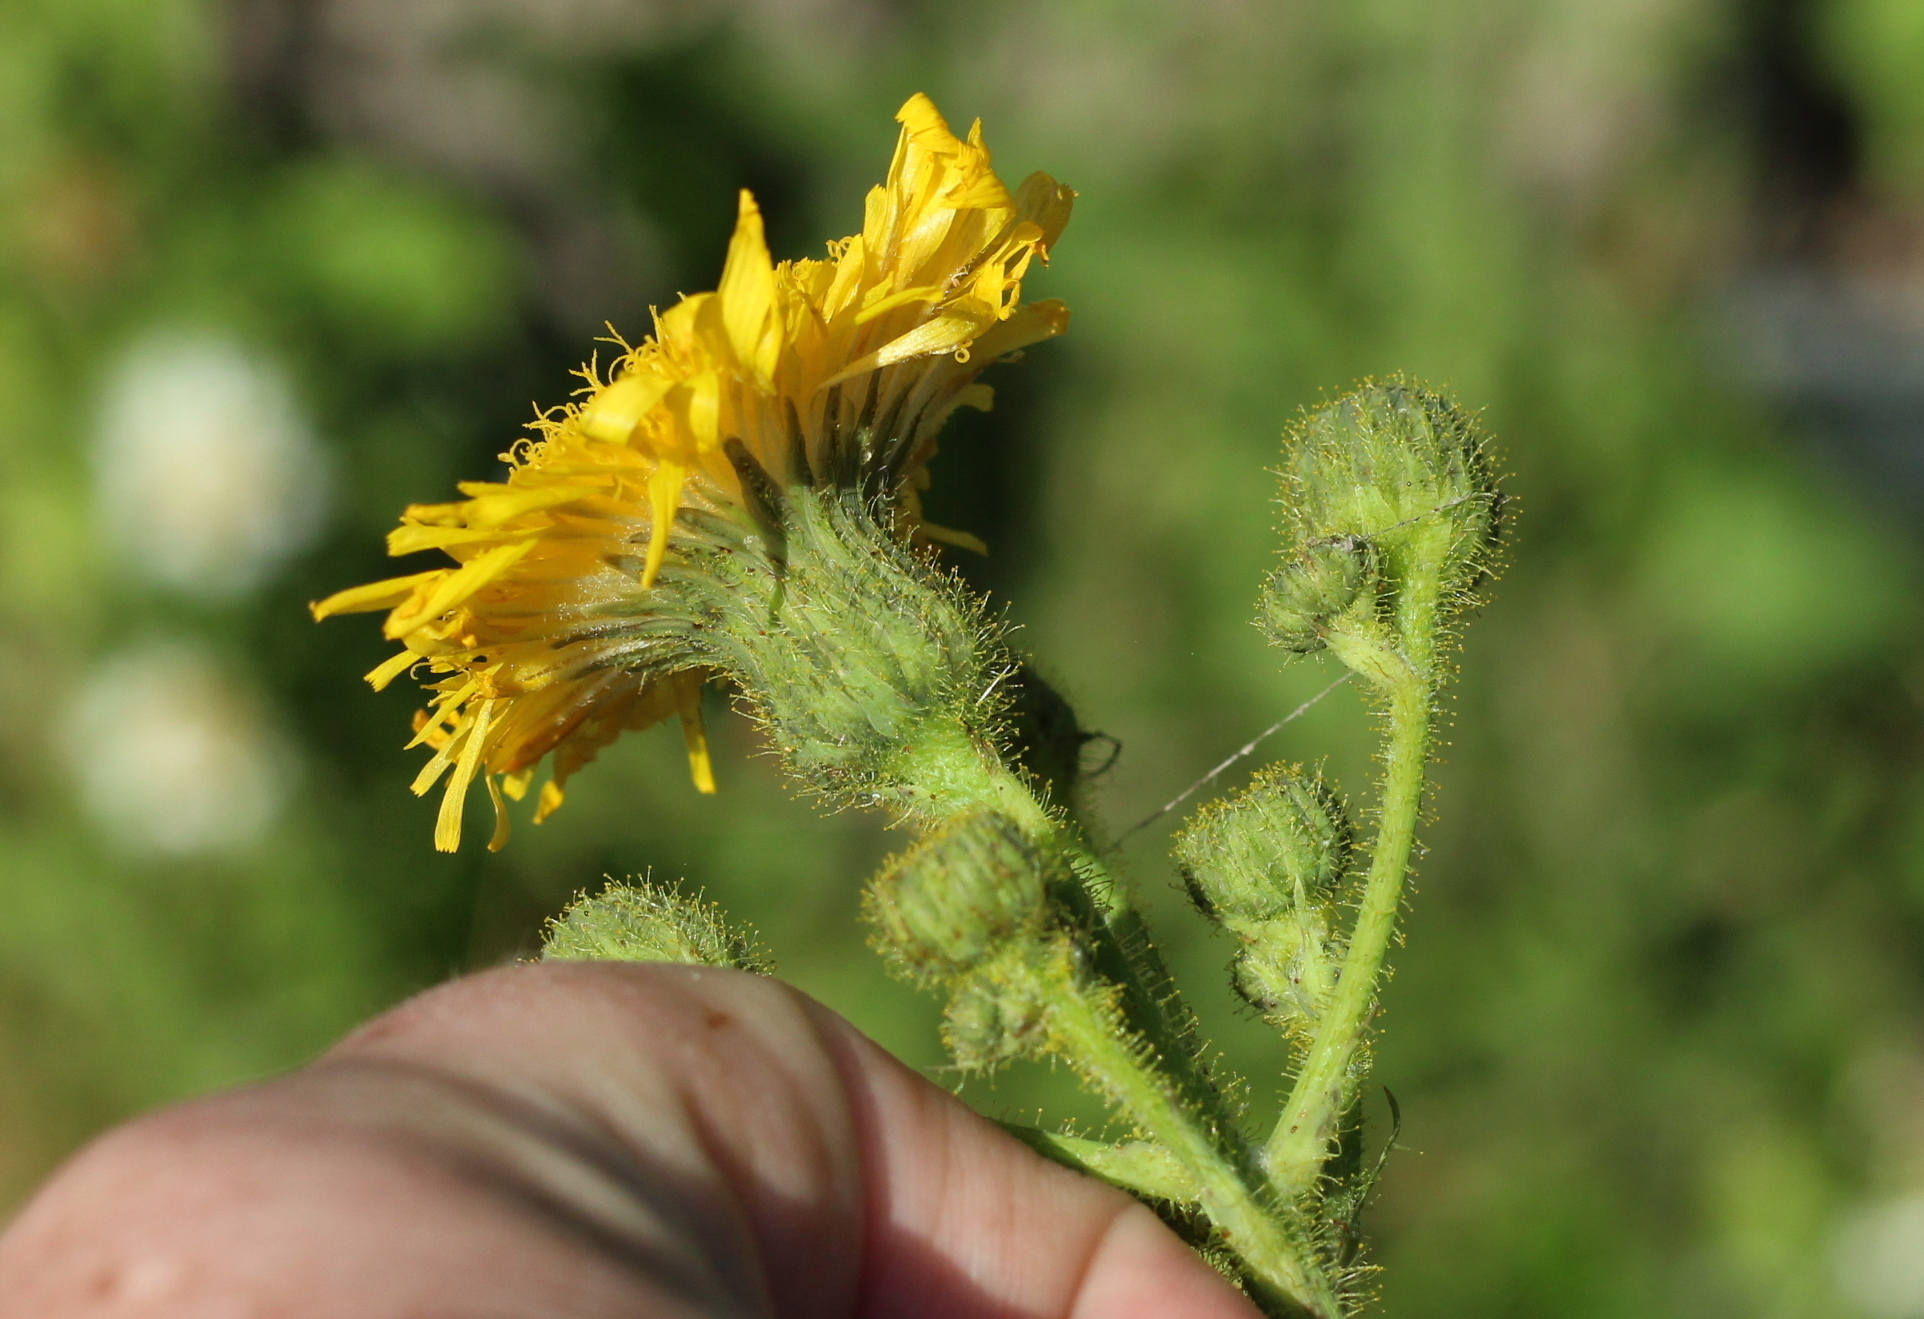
[500,766,535,801]
[969,299,1071,360]
[1014,172,1077,248]
[485,772,511,852]
[919,521,989,555]
[677,686,716,795]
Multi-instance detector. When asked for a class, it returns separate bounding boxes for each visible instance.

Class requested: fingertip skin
[0,963,1259,1319]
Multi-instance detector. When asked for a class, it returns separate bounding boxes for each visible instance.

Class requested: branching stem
[1264,667,1429,1193]
[1266,546,1445,1196]
[1043,961,1341,1318]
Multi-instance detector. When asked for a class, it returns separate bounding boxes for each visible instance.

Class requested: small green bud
[1176,767,1351,1036]
[1232,909,1339,1028]
[866,811,1050,975]
[1175,765,1352,922]
[942,964,1049,1070]
[542,879,773,973]
[1259,538,1373,653]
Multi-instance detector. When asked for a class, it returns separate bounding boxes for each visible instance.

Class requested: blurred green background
[10,0,1924,1313]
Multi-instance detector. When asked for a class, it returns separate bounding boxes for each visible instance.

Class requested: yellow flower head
[313,94,1074,852]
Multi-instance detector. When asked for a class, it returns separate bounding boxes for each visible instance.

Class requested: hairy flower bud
[1230,908,1339,1028]
[866,811,1052,975]
[942,963,1050,1070]
[1268,380,1500,667]
[1259,538,1374,654]
[1175,767,1352,1035]
[1175,766,1351,922]
[542,880,772,972]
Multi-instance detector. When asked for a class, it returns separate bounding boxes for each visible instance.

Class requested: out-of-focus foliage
[7,1,1924,1315]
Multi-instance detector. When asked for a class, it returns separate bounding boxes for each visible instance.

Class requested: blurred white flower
[1836,1192,1924,1318]
[62,641,294,857]
[93,330,328,599]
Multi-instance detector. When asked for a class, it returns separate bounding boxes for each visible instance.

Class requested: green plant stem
[1044,963,1341,1318]
[888,718,1057,835]
[996,1124,1200,1204]
[1266,554,1443,1196]
[892,720,1229,1122]
[891,717,1341,1310]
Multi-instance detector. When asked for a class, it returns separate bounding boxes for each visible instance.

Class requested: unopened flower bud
[1259,538,1373,653]
[1277,379,1500,614]
[1176,768,1352,1036]
[1175,766,1352,923]
[1231,908,1338,1032]
[867,811,1050,974]
[942,966,1049,1070]
[542,880,772,972]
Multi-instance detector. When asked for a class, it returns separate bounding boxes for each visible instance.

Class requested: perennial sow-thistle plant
[317,95,1504,1318]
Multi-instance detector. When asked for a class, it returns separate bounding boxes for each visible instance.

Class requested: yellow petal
[364,650,419,691]
[949,170,1015,213]
[854,283,944,325]
[823,232,867,316]
[578,369,674,443]
[968,299,1071,361]
[918,521,989,555]
[533,777,566,824]
[663,373,722,455]
[485,772,511,852]
[384,540,536,639]
[500,766,535,801]
[640,460,686,590]
[310,571,443,621]
[433,699,497,853]
[821,306,993,388]
[407,484,593,533]
[387,524,540,557]
[676,681,716,795]
[717,190,782,381]
[896,92,949,143]
[955,383,994,413]
[1014,171,1077,249]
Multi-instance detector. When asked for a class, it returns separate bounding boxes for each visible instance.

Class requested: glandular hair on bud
[1175,765,1353,923]
[866,811,1051,976]
[1260,538,1373,654]
[542,879,773,972]
[1275,379,1501,620]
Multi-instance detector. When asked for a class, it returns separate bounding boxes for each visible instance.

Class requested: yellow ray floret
[313,93,1074,852]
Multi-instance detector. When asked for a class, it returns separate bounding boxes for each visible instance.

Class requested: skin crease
[0,963,1260,1318]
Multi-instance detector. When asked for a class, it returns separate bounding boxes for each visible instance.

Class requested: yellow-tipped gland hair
[311,93,1074,850]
